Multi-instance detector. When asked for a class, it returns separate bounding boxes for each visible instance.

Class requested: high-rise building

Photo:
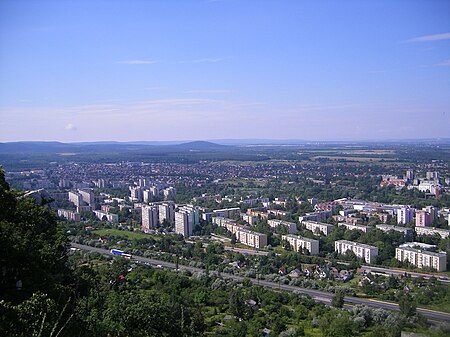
[79,189,94,206]
[158,202,175,224]
[142,205,159,232]
[68,191,83,207]
[129,186,143,202]
[416,210,432,227]
[397,207,414,225]
[163,187,176,200]
[426,171,438,180]
[406,169,414,181]
[175,205,199,237]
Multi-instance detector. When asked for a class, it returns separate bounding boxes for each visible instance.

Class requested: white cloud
[117,60,158,64]
[191,58,223,63]
[406,32,450,43]
[436,59,450,67]
[184,89,230,94]
[65,123,77,131]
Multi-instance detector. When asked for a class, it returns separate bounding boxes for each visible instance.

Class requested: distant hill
[0,140,232,154]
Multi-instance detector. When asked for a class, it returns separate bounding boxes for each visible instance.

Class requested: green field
[93,228,153,240]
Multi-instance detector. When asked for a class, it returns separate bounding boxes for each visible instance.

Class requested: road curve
[71,243,450,322]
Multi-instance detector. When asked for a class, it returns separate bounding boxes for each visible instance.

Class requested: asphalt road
[71,243,450,322]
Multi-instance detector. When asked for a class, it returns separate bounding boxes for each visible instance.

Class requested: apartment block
[142,205,159,232]
[235,229,267,249]
[334,240,378,263]
[175,205,199,237]
[268,219,297,234]
[282,234,319,255]
[302,220,334,236]
[213,207,241,219]
[57,209,81,222]
[416,210,432,227]
[93,210,119,223]
[376,224,413,237]
[158,202,175,224]
[338,223,372,233]
[395,245,447,272]
[397,207,414,225]
[415,226,450,239]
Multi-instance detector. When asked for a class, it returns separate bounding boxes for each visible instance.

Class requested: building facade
[282,234,319,255]
[334,240,378,263]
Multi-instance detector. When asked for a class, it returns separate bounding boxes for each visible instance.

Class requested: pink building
[416,210,432,227]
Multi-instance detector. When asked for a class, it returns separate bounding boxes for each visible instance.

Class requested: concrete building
[175,205,199,237]
[129,186,143,202]
[299,210,332,222]
[213,207,241,219]
[302,220,334,236]
[415,226,450,239]
[338,223,372,233]
[163,187,176,200]
[268,219,297,234]
[93,210,118,223]
[235,229,267,249]
[240,213,258,225]
[397,207,414,225]
[68,191,83,207]
[416,210,432,227]
[335,240,379,264]
[376,224,413,238]
[142,205,159,232]
[79,189,94,206]
[406,169,414,181]
[395,244,447,272]
[158,202,175,224]
[57,209,81,222]
[282,234,319,255]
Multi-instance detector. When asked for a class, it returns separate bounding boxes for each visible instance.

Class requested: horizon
[1,1,449,142]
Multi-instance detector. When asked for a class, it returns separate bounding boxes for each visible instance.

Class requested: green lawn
[93,228,154,240]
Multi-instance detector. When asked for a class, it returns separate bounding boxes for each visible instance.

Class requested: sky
[0,0,449,142]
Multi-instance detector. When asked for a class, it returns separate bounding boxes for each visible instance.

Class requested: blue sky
[1,0,449,142]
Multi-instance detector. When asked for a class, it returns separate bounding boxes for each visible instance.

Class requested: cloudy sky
[0,0,449,142]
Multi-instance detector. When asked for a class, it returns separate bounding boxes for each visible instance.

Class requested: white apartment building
[68,191,83,207]
[163,187,176,200]
[268,219,297,234]
[142,205,159,232]
[235,229,267,249]
[302,220,334,236]
[397,207,414,225]
[338,223,372,233]
[58,209,81,222]
[93,210,119,223]
[79,189,94,206]
[241,213,258,225]
[175,205,199,237]
[415,226,450,239]
[158,202,175,224]
[282,234,319,255]
[376,224,413,237]
[335,240,378,264]
[213,207,241,219]
[395,245,447,272]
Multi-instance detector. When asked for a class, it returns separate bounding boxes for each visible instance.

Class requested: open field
[93,228,152,240]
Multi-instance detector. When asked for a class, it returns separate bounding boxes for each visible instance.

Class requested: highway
[360,265,450,283]
[71,243,450,322]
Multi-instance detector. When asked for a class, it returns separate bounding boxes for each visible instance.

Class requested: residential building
[158,202,175,224]
[241,213,258,225]
[416,210,432,227]
[68,191,82,207]
[129,186,143,202]
[175,205,199,237]
[79,189,94,206]
[163,187,176,200]
[334,240,378,264]
[268,219,297,234]
[415,226,450,239]
[397,207,414,225]
[299,210,332,222]
[395,245,447,272]
[93,210,118,223]
[57,209,81,222]
[376,224,413,238]
[235,229,267,249]
[282,234,319,255]
[142,205,159,232]
[302,220,334,236]
[213,207,241,219]
[338,223,372,233]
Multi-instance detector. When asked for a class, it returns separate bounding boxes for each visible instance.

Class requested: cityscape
[1,1,450,337]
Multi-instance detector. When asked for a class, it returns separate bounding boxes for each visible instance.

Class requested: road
[360,265,450,284]
[71,243,450,322]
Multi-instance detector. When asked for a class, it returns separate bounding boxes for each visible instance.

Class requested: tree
[399,294,416,318]
[230,233,237,245]
[331,291,345,308]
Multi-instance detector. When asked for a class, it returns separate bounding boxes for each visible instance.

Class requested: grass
[93,228,154,240]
